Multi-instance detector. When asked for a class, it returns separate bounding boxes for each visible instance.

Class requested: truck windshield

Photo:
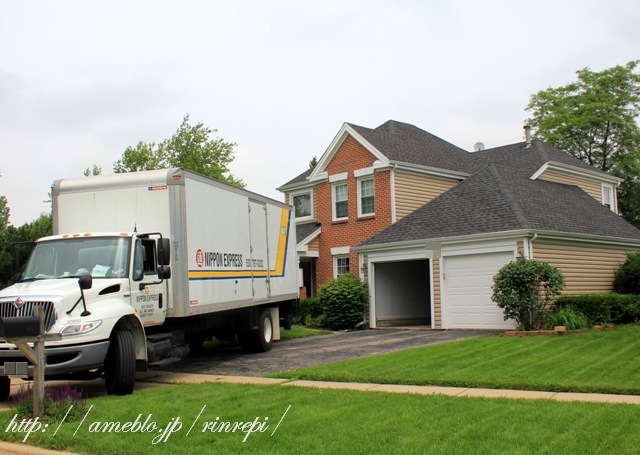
[22,237,131,281]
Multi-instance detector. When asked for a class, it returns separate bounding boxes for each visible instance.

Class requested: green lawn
[273,324,640,395]
[1,382,640,454]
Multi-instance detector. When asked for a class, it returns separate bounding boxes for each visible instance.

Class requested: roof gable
[279,120,475,190]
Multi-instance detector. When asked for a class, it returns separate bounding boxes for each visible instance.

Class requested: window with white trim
[333,182,348,220]
[334,255,350,276]
[290,191,313,221]
[602,184,615,212]
[358,177,375,216]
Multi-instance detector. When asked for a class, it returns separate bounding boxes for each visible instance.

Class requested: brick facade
[314,136,393,287]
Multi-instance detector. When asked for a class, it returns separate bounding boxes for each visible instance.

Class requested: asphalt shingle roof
[279,120,475,189]
[295,221,320,244]
[348,120,474,173]
[360,162,640,247]
[277,119,639,246]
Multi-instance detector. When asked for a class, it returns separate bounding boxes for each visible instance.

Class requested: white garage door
[442,251,515,329]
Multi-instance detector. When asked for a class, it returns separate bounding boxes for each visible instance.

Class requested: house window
[291,191,312,221]
[334,255,350,276]
[358,178,375,216]
[602,184,615,212]
[333,182,348,220]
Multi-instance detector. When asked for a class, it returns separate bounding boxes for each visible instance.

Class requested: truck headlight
[60,320,102,336]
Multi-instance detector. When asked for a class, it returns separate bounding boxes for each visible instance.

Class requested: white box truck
[0,168,299,397]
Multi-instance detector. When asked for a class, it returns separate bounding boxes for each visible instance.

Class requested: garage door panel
[442,251,515,329]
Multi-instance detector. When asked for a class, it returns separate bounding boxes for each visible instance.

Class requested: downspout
[390,163,398,223]
[528,233,538,259]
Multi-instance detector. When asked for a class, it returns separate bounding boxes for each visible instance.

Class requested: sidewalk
[1,371,640,455]
[136,370,640,405]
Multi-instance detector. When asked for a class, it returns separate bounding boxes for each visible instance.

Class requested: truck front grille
[0,300,57,334]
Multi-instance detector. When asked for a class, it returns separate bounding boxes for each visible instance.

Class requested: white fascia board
[530,161,623,185]
[357,228,640,254]
[391,161,470,180]
[310,123,389,181]
[356,230,533,253]
[278,180,317,192]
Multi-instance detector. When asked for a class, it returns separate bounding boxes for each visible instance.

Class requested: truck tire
[239,308,274,353]
[105,328,136,395]
[0,376,10,402]
[254,308,274,352]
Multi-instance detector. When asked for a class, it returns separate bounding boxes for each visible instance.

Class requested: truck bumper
[0,340,110,377]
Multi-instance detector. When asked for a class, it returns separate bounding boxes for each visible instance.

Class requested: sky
[1,0,639,226]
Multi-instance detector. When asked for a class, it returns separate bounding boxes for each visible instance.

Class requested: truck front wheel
[105,328,136,395]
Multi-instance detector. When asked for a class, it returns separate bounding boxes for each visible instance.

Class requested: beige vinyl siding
[536,168,602,202]
[308,237,319,252]
[433,257,441,328]
[533,240,631,294]
[394,171,459,220]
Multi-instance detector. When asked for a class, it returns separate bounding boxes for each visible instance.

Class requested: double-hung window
[358,177,375,216]
[335,255,350,276]
[333,182,348,221]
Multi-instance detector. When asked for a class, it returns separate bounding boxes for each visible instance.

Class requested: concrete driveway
[162,328,497,376]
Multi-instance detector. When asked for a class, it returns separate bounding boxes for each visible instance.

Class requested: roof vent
[474,142,485,152]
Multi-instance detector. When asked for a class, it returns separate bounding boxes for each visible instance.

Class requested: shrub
[492,258,565,331]
[297,297,323,325]
[555,293,640,325]
[614,251,640,294]
[545,306,589,330]
[318,273,368,331]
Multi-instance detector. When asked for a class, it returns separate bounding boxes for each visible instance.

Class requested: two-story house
[277,120,473,298]
[279,120,640,329]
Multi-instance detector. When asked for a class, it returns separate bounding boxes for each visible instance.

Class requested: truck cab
[0,232,171,397]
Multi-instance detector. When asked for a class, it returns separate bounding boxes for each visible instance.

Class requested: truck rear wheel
[0,376,10,402]
[105,328,136,395]
[239,308,274,353]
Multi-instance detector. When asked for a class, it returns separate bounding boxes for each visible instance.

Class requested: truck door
[248,200,270,301]
[130,237,168,326]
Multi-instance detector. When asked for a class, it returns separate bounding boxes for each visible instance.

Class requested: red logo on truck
[196,249,204,268]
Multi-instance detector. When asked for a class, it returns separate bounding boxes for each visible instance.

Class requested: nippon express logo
[195,249,244,268]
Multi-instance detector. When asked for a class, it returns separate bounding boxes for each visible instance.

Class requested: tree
[0,196,9,231]
[492,258,565,331]
[308,156,318,169]
[526,61,640,227]
[114,115,244,187]
[0,212,52,287]
[84,165,102,176]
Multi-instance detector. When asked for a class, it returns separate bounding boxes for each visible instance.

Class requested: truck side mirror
[78,273,93,290]
[157,265,171,280]
[157,238,171,266]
